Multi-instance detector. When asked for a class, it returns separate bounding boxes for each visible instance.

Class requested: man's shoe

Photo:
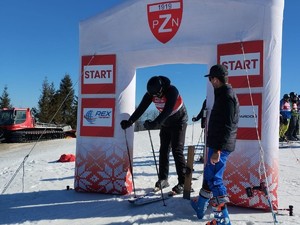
[172,183,184,194]
[279,137,284,142]
[292,136,299,141]
[287,136,296,141]
[155,179,169,189]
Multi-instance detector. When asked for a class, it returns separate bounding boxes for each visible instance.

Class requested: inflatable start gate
[75,0,284,210]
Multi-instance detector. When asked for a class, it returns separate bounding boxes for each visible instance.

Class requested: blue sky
[0,1,298,122]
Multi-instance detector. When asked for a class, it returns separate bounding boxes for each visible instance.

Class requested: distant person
[286,92,299,141]
[120,76,188,194]
[191,64,239,225]
[192,99,207,128]
[279,94,291,142]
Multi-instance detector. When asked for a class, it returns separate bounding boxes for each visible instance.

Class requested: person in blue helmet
[120,76,188,194]
[191,64,239,225]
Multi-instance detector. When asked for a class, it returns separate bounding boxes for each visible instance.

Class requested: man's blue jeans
[203,147,231,197]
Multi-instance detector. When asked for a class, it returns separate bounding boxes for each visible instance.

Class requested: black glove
[120,120,132,130]
[143,120,158,130]
[192,117,199,122]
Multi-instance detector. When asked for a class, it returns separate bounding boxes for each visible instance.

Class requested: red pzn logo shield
[147,0,183,44]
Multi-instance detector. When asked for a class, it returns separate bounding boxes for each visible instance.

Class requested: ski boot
[153,179,169,192]
[190,188,211,219]
[206,202,231,225]
[172,183,184,194]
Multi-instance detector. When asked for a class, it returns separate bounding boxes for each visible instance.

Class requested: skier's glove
[192,117,199,122]
[120,120,133,130]
[143,120,158,130]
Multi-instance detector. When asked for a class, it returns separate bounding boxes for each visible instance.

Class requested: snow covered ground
[0,123,299,225]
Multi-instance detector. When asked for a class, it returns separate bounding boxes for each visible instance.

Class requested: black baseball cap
[204,64,228,77]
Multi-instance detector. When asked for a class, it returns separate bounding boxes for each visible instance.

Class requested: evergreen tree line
[0,74,78,129]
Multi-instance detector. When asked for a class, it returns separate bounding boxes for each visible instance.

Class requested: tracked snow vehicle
[0,108,74,143]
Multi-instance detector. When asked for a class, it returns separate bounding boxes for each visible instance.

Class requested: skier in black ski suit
[120,76,188,194]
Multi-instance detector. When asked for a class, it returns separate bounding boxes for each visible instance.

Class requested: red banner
[81,55,116,94]
[218,40,263,88]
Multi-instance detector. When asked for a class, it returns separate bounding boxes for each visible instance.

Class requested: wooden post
[183,145,195,200]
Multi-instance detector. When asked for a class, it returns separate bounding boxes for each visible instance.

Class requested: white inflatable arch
[75,0,284,210]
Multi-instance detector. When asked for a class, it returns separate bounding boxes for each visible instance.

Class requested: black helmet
[290,92,295,98]
[283,94,290,99]
[147,76,163,97]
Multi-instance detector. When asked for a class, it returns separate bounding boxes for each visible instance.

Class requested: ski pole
[124,129,136,197]
[260,177,278,223]
[245,181,278,224]
[192,120,194,145]
[147,129,166,206]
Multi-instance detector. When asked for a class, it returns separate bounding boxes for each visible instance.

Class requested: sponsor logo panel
[237,93,262,140]
[239,106,258,128]
[81,55,116,94]
[80,98,115,137]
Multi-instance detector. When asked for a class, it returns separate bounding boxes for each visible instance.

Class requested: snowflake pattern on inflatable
[74,142,132,194]
[225,148,278,210]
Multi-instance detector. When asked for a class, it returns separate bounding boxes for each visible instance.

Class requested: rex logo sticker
[147,0,183,44]
[80,98,115,137]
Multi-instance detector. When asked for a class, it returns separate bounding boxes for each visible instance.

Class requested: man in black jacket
[191,65,239,225]
[120,76,188,194]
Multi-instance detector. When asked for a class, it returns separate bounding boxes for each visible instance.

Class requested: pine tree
[37,77,56,123]
[0,85,12,109]
[56,74,76,128]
